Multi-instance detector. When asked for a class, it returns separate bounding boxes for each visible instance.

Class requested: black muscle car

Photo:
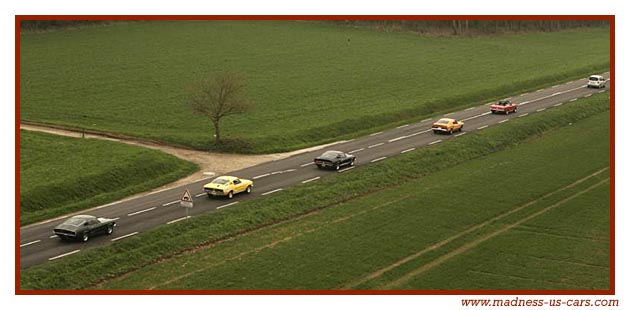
[53,215,116,242]
[314,150,356,170]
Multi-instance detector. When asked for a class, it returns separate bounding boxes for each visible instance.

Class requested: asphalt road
[19,73,610,269]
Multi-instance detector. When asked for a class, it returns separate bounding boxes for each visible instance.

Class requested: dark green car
[53,215,116,242]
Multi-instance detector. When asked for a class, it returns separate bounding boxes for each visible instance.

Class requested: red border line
[15,15,615,295]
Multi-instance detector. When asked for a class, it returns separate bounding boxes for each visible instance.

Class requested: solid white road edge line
[48,250,80,261]
[20,240,41,247]
[127,207,157,217]
[401,148,416,154]
[217,201,240,210]
[167,216,191,225]
[301,177,320,184]
[349,148,365,154]
[253,173,270,180]
[429,140,442,145]
[368,143,384,148]
[477,125,489,130]
[262,188,283,196]
[111,232,139,242]
[371,157,387,163]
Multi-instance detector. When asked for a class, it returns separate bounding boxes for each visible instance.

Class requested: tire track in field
[340,167,609,289]
[379,178,609,289]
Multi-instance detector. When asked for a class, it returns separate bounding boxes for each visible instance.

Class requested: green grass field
[20,93,609,290]
[20,21,609,153]
[19,130,198,225]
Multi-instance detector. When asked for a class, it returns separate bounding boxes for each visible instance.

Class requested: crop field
[20,21,609,153]
[19,130,198,225]
[20,93,610,290]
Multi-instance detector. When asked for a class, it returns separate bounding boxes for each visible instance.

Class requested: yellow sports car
[203,176,253,199]
[432,118,464,134]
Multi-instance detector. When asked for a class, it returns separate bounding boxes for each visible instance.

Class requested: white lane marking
[195,193,206,197]
[348,148,365,154]
[388,135,408,143]
[401,148,416,154]
[408,129,432,137]
[499,119,510,124]
[49,235,58,239]
[554,102,564,107]
[162,200,179,207]
[598,90,606,93]
[111,232,139,242]
[444,112,454,116]
[262,188,283,196]
[49,250,80,261]
[552,85,559,88]
[455,132,467,137]
[462,114,485,122]
[217,201,239,210]
[127,207,157,217]
[396,124,409,129]
[465,107,475,111]
[518,113,530,118]
[584,94,592,98]
[300,162,315,167]
[369,131,383,136]
[421,118,432,123]
[519,101,530,105]
[338,166,356,172]
[271,169,296,175]
[301,177,320,184]
[570,98,578,102]
[520,93,528,96]
[536,88,544,92]
[112,217,120,221]
[368,143,384,148]
[566,81,574,84]
[252,173,270,180]
[429,140,442,145]
[20,240,41,247]
[167,216,190,225]
[477,125,489,130]
[481,111,491,116]
[371,157,387,163]
[536,108,547,112]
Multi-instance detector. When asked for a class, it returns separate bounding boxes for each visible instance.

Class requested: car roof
[437,118,455,122]
[590,75,603,78]
[214,176,238,181]
[72,215,96,220]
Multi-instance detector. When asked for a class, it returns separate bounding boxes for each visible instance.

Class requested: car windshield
[589,76,600,81]
[64,218,86,226]
[498,100,509,105]
[321,151,341,158]
[212,178,230,185]
[437,119,450,124]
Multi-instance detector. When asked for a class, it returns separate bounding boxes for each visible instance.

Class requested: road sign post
[180,188,194,220]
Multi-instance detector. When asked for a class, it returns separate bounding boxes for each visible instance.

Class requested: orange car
[432,118,464,134]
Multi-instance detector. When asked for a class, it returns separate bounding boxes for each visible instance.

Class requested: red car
[490,99,518,114]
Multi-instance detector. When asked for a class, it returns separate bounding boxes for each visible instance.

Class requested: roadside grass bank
[20,93,609,290]
[20,21,609,153]
[19,130,198,225]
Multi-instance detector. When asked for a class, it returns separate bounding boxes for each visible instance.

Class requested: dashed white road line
[584,94,592,98]
[499,119,510,124]
[300,162,315,167]
[349,148,365,154]
[536,88,544,92]
[552,85,559,88]
[388,136,408,143]
[20,240,41,248]
[127,207,157,217]
[421,118,432,123]
[598,90,606,93]
[429,140,442,145]
[368,143,384,148]
[195,193,206,197]
[111,231,138,242]
[262,188,283,196]
[481,111,492,116]
[455,132,467,137]
[339,166,356,173]
[477,125,489,130]
[396,124,409,129]
[271,169,296,175]
[217,201,239,210]
[371,157,387,163]
[519,101,530,105]
[370,131,383,136]
[49,250,80,261]
[536,108,547,112]
[518,113,529,118]
[408,129,432,137]
[401,148,416,154]
[554,102,564,107]
[162,200,179,207]
[301,177,320,184]
[444,112,454,116]
[520,93,528,96]
[570,98,578,102]
[252,173,270,180]
[49,235,58,239]
[167,216,190,225]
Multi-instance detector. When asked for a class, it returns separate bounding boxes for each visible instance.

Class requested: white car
[587,75,606,89]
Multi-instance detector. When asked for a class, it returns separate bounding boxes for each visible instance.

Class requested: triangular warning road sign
[181,189,192,202]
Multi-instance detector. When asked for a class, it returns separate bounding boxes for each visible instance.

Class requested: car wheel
[106,226,114,235]
[246,186,252,194]
[227,191,234,199]
[82,233,89,242]
[433,130,438,134]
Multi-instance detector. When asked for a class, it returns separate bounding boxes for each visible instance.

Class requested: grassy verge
[19,131,198,225]
[20,21,609,153]
[20,93,609,290]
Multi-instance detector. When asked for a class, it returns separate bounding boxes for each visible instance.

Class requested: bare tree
[185,72,252,144]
